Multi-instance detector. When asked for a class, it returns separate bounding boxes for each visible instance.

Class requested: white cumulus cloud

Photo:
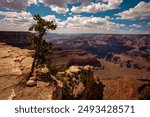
[0,11,33,31]
[54,15,125,34]
[0,11,58,31]
[0,0,37,10]
[115,1,150,20]
[39,0,69,14]
[71,0,123,13]
[50,5,69,14]
[130,24,141,28]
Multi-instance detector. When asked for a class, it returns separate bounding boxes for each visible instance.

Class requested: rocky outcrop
[105,53,114,62]
[104,53,146,69]
[138,84,150,100]
[120,60,133,68]
[0,43,33,76]
[137,79,150,100]
[111,56,120,64]
[68,57,102,67]
[105,53,122,64]
[0,42,33,99]
[53,65,104,100]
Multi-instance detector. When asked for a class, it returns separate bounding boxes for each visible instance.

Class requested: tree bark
[28,57,36,79]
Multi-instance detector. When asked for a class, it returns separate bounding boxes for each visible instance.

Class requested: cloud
[130,24,141,28]
[50,5,69,14]
[28,0,37,5]
[68,0,89,4]
[0,11,58,31]
[0,10,127,33]
[0,0,69,14]
[0,11,33,23]
[39,0,122,14]
[42,15,58,23]
[39,0,89,14]
[65,16,111,27]
[0,10,148,34]
[115,2,150,20]
[0,0,123,14]
[0,11,34,31]
[104,16,110,20]
[71,0,123,13]
[68,12,73,15]
[39,0,70,14]
[0,0,37,10]
[53,15,125,34]
[39,0,67,8]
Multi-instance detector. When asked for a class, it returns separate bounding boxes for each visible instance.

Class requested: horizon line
[0,31,150,35]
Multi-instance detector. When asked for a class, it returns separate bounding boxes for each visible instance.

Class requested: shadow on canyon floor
[137,79,150,100]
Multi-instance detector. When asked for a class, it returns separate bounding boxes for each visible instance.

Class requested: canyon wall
[0,31,32,47]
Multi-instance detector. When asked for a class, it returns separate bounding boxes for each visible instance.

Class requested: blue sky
[0,0,150,34]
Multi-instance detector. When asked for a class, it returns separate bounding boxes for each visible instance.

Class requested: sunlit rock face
[0,42,33,100]
[53,65,105,100]
[0,43,33,76]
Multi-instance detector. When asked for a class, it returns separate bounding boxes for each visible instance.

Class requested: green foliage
[47,64,68,76]
[58,64,68,72]
[80,68,90,86]
[47,63,58,75]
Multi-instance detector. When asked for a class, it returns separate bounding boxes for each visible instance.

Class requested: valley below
[0,33,150,100]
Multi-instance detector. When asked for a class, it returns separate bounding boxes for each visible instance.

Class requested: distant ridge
[0,31,32,48]
[0,31,150,45]
[45,33,150,40]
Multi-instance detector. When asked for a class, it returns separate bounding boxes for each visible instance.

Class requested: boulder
[26,80,36,87]
[66,66,81,74]
[29,77,36,81]
[83,65,94,70]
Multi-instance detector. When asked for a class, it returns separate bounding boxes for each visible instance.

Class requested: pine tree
[29,14,57,78]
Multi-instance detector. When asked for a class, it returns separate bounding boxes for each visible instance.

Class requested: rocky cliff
[0,31,32,47]
[104,53,148,70]
[53,65,104,100]
[0,42,105,100]
[0,42,33,99]
[0,39,149,100]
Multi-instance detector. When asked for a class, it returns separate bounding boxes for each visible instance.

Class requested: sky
[0,0,150,34]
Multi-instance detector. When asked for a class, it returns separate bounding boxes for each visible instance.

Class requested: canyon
[0,32,150,100]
